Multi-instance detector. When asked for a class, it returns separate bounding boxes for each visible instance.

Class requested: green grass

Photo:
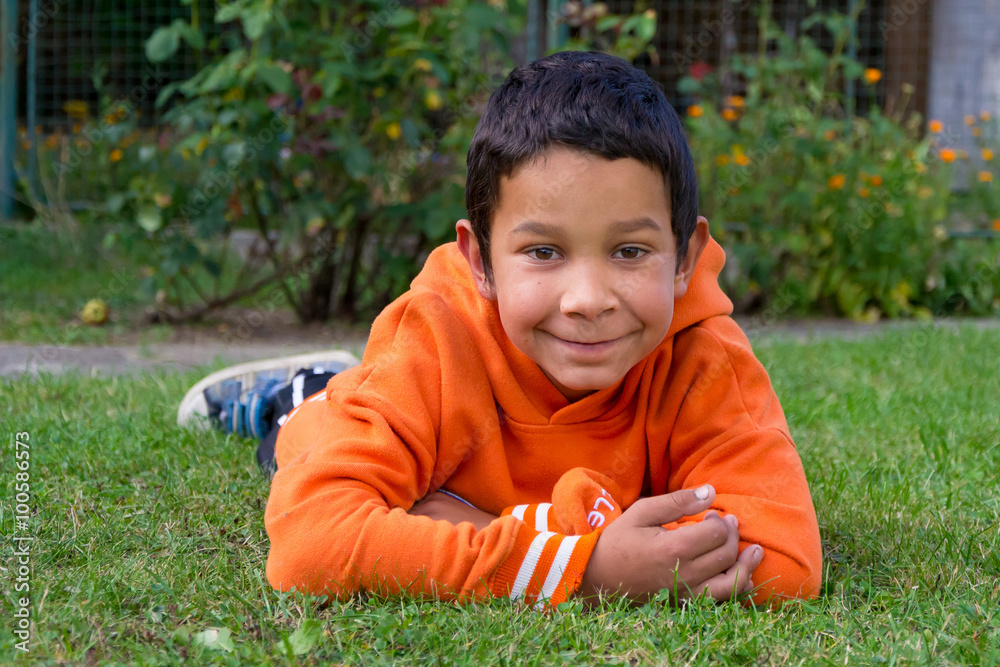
[2,326,999,665]
[0,222,171,345]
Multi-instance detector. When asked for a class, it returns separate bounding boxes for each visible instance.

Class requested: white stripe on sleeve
[534,503,552,532]
[534,535,582,608]
[511,505,529,521]
[509,531,557,601]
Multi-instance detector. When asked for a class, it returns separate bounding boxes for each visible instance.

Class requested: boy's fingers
[697,544,763,602]
[627,485,715,527]
[685,513,740,581]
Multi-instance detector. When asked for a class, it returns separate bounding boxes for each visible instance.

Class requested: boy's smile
[458,146,709,401]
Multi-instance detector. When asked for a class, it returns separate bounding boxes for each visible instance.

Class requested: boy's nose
[559,262,620,320]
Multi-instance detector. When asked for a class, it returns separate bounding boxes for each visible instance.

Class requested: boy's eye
[615,247,646,260]
[527,247,558,260]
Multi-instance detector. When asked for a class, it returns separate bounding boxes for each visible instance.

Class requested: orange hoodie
[264,236,823,607]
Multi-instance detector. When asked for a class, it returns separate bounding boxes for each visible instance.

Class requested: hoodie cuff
[489,521,602,609]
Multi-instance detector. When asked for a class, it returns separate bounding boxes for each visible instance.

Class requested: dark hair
[465,50,698,284]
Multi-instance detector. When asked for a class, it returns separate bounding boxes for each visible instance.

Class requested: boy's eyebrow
[510,216,663,237]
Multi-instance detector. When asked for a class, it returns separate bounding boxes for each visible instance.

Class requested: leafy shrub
[682,7,999,320]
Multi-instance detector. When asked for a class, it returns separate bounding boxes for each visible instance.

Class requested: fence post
[0,0,18,221]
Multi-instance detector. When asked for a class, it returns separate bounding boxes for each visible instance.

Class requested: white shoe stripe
[277,414,287,427]
[292,374,305,407]
[509,531,557,601]
[535,535,581,607]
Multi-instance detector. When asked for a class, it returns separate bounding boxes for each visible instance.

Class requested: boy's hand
[409,491,498,531]
[578,485,762,605]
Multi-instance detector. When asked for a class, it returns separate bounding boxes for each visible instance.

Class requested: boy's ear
[673,216,711,300]
[456,219,496,300]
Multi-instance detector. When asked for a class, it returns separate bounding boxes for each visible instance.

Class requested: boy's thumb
[628,485,715,527]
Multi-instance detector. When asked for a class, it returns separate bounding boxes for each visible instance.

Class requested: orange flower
[981,111,992,122]
[715,154,730,166]
[928,120,944,134]
[918,186,932,199]
[870,174,883,186]
[858,187,870,198]
[687,104,704,118]
[958,149,969,160]
[725,95,745,108]
[983,148,994,161]
[72,123,82,134]
[972,127,982,137]
[864,68,882,84]
[727,186,739,196]
[109,149,123,162]
[722,108,738,122]
[828,173,846,190]
[993,219,1000,231]
[965,114,976,126]
[734,153,750,167]
[939,148,956,163]
[823,129,836,141]
[979,171,993,183]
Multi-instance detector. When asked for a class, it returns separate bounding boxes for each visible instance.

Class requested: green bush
[682,6,999,320]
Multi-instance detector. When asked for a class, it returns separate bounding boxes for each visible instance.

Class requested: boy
[180,51,822,608]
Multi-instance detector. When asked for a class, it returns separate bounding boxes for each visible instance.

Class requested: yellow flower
[72,123,82,134]
[44,135,59,149]
[918,186,932,199]
[195,136,209,156]
[385,121,402,140]
[727,186,739,197]
[864,68,882,84]
[181,147,192,160]
[983,148,994,161]
[154,192,172,208]
[965,115,976,126]
[978,171,993,183]
[928,120,944,134]
[823,129,836,141]
[870,174,883,186]
[63,99,89,119]
[827,173,846,190]
[725,95,745,108]
[734,153,750,167]
[222,87,244,103]
[939,148,956,163]
[915,161,927,173]
[424,90,443,110]
[981,111,992,122]
[721,108,738,122]
[374,87,386,98]
[715,154,730,166]
[414,58,433,72]
[972,127,982,137]
[958,149,969,160]
[687,104,704,118]
[858,187,870,198]
[109,149,123,162]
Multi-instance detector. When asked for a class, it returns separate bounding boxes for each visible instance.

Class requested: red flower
[689,61,713,80]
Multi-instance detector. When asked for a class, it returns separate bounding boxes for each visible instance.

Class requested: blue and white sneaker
[176,350,361,437]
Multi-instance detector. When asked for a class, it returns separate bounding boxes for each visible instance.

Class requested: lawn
[2,325,999,665]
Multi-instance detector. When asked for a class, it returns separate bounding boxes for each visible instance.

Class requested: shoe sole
[176,350,362,430]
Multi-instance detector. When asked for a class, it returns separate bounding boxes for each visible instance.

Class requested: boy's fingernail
[728,514,739,529]
[695,485,712,500]
[753,546,763,563]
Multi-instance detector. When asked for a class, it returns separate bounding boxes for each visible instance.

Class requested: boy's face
[458,146,709,401]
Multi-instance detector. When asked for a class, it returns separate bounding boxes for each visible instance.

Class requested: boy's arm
[264,295,600,606]
[654,317,823,604]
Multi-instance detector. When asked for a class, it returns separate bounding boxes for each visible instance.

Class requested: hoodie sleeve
[264,293,599,605]
[652,316,823,604]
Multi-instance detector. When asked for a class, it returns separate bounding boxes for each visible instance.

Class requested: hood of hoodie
[407,236,734,425]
